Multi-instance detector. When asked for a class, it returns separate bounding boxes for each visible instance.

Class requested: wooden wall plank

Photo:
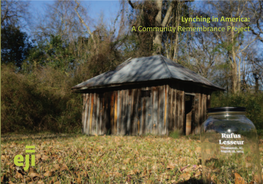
[181,91,185,135]
[173,89,177,131]
[204,94,207,122]
[140,88,145,135]
[198,93,202,134]
[168,86,173,132]
[96,94,100,135]
[83,94,87,134]
[145,87,150,134]
[133,89,140,135]
[140,92,143,135]
[152,88,157,135]
[102,93,106,135]
[127,90,130,135]
[176,91,180,132]
[117,91,121,135]
[120,90,124,135]
[142,92,146,135]
[164,85,168,135]
[131,89,135,135]
[158,86,164,135]
[127,90,129,134]
[103,93,107,135]
[92,93,97,135]
[114,91,118,134]
[137,89,142,135]
[107,92,111,134]
[82,94,85,133]
[89,94,94,135]
[99,93,103,135]
[88,94,92,135]
[128,89,133,135]
[126,90,129,134]
[199,94,204,132]
[86,94,90,135]
[110,92,114,134]
[108,92,112,134]
[124,90,129,135]
[206,94,210,121]
[201,94,205,125]
[148,87,153,134]
[122,90,127,135]
[177,90,183,134]
[194,93,200,134]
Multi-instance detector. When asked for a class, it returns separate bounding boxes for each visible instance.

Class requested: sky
[24,0,121,37]
[30,1,121,21]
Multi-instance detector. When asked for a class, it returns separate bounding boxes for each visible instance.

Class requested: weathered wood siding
[82,84,211,136]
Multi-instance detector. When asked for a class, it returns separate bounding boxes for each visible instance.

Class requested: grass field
[1,133,263,184]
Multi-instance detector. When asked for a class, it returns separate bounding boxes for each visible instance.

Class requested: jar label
[219,133,244,153]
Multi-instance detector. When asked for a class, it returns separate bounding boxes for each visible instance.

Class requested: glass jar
[200,107,262,184]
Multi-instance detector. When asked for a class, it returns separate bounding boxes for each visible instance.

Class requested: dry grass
[1,134,262,184]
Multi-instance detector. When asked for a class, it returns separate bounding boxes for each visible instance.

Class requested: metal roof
[72,55,224,91]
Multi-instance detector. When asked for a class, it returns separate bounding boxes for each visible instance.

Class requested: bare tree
[1,0,30,28]
[74,0,98,53]
[74,0,128,64]
[242,0,263,43]
[32,0,89,42]
[209,1,257,94]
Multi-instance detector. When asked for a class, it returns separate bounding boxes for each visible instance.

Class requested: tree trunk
[173,0,180,62]
[230,21,239,94]
[153,0,163,55]
[153,0,175,56]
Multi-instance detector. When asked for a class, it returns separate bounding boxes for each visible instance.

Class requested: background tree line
[1,0,263,134]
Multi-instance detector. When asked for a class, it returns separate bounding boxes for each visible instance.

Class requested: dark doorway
[184,94,195,135]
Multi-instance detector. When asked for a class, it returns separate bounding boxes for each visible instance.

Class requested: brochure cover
[1,0,262,183]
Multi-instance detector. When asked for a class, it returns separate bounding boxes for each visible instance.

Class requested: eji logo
[14,145,35,171]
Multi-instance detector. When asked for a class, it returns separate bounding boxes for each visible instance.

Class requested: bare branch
[74,0,97,50]
[128,0,134,9]
[128,0,142,9]
[240,38,257,53]
[161,2,175,27]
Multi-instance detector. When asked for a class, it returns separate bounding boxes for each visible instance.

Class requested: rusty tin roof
[72,55,224,91]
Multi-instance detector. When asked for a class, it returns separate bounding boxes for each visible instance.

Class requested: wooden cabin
[72,55,224,136]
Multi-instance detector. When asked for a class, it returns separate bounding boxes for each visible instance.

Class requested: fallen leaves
[60,164,69,172]
[15,172,23,179]
[1,134,262,183]
[166,163,176,170]
[195,146,201,153]
[235,173,246,184]
[28,168,40,178]
[129,169,140,175]
[43,171,54,177]
[53,164,60,171]
[178,172,191,181]
[123,158,131,164]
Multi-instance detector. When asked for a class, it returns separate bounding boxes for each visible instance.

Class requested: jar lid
[207,107,246,113]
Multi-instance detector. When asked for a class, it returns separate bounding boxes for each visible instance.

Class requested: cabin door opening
[184,94,195,135]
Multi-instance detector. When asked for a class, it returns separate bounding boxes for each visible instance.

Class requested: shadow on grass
[177,178,207,184]
[1,132,81,143]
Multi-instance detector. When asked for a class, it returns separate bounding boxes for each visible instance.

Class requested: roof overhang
[71,78,225,93]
